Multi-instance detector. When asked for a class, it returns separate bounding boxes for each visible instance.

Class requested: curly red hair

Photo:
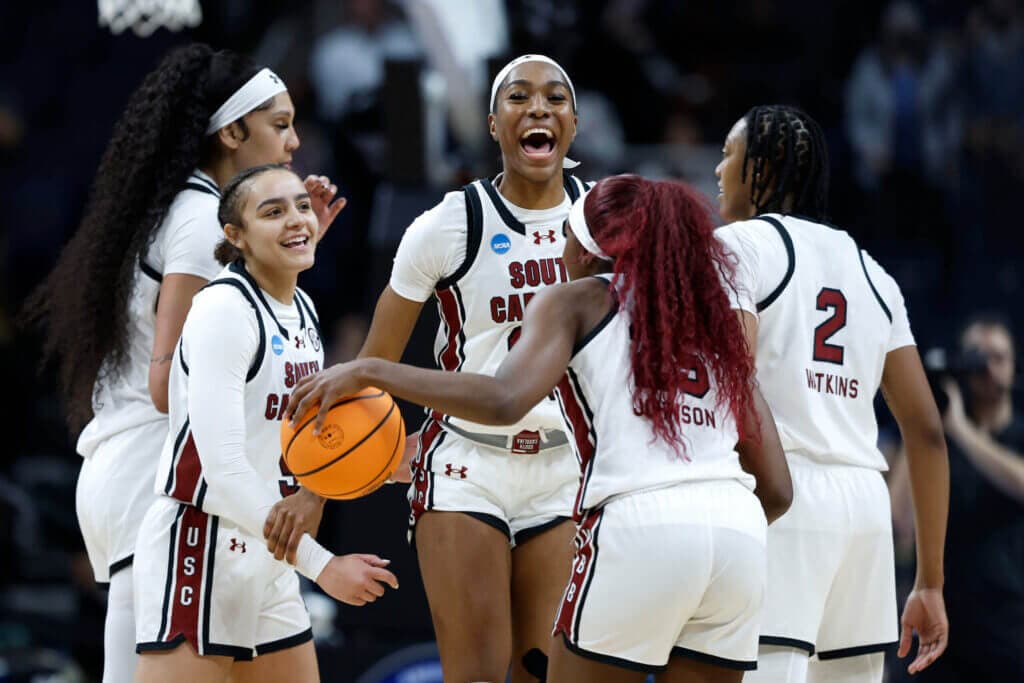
[583,174,755,455]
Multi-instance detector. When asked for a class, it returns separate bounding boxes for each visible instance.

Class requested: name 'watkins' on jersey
[155,262,324,510]
[716,213,916,471]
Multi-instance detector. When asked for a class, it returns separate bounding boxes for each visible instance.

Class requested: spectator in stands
[918,312,1024,681]
[843,0,959,244]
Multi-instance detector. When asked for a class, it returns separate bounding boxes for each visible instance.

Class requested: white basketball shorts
[134,496,312,661]
[555,479,767,671]
[407,417,579,546]
[758,461,898,659]
[76,419,166,582]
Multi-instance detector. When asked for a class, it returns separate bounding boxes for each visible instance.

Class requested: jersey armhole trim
[858,249,893,323]
[436,184,484,290]
[185,182,220,198]
[140,257,162,283]
[202,279,266,381]
[754,216,795,312]
[572,276,619,357]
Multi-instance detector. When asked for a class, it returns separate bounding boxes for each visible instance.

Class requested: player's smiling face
[233,92,300,170]
[489,61,577,184]
[229,170,318,277]
[715,117,758,223]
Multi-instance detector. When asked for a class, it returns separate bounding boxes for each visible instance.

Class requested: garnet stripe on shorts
[161,505,212,648]
[554,507,604,644]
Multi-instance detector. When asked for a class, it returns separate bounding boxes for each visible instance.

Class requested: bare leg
[230,640,319,683]
[657,654,745,683]
[134,642,231,683]
[510,520,576,683]
[546,633,648,683]
[415,511,513,682]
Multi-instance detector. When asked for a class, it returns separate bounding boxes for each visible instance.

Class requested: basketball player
[713,104,950,682]
[280,54,589,682]
[20,43,345,683]
[132,164,398,683]
[287,174,794,681]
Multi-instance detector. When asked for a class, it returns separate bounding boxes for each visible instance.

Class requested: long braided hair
[584,174,757,455]
[21,43,264,434]
[742,104,830,221]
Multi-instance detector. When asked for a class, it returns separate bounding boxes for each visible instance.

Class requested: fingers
[312,398,332,435]
[369,566,399,589]
[285,527,303,566]
[287,384,319,426]
[266,511,291,561]
[263,507,277,539]
[351,553,391,567]
[897,621,912,658]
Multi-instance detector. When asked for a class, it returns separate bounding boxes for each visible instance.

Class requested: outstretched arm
[284,286,581,432]
[881,345,949,674]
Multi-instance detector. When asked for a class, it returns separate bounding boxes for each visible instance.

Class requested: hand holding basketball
[281,385,405,500]
[316,554,399,606]
[285,361,365,433]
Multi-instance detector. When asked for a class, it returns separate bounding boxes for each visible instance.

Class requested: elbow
[762,479,794,525]
[149,384,169,414]
[490,394,531,426]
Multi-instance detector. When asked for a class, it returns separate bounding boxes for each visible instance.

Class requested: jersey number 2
[813,288,846,364]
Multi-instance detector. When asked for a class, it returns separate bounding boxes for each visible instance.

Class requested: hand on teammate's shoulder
[317,553,399,606]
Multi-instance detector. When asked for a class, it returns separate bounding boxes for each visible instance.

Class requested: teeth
[521,128,554,140]
[284,236,307,246]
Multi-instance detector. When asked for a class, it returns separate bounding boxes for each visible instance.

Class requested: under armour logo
[229,538,247,553]
[294,335,305,349]
[444,464,468,479]
[533,230,556,244]
[268,73,282,85]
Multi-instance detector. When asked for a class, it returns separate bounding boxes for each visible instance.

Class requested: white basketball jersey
[556,276,753,518]
[155,262,324,509]
[76,170,224,456]
[431,173,589,436]
[718,214,915,470]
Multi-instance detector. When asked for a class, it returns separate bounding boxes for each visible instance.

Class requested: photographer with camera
[917,312,1024,681]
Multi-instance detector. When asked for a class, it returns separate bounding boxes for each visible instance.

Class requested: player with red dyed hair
[288,174,794,681]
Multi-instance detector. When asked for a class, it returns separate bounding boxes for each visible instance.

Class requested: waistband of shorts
[439,422,568,452]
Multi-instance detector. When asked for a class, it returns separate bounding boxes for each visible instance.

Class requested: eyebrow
[503,79,570,91]
[256,192,310,210]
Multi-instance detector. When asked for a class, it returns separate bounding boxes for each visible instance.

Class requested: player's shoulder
[406,187,468,234]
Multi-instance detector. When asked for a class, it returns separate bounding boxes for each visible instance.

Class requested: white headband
[206,68,287,135]
[568,191,611,261]
[490,54,580,169]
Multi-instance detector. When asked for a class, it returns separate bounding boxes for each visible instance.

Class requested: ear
[216,122,244,151]
[488,113,498,141]
[571,114,578,141]
[223,222,245,250]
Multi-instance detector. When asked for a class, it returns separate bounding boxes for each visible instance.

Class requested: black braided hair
[741,104,830,221]
[20,43,264,434]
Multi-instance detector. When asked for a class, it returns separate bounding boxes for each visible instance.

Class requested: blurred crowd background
[0,0,1022,681]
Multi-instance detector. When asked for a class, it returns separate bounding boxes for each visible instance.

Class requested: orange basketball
[281,386,405,500]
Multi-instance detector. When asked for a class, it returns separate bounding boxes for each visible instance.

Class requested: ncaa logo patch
[491,234,511,255]
[271,335,285,355]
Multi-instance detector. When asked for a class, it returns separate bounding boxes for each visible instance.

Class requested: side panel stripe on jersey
[435,284,468,373]
[163,419,190,496]
[554,368,598,519]
[857,249,893,323]
[140,257,162,283]
[754,216,795,312]
[170,430,203,505]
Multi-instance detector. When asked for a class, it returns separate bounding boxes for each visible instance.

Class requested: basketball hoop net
[98,0,202,37]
